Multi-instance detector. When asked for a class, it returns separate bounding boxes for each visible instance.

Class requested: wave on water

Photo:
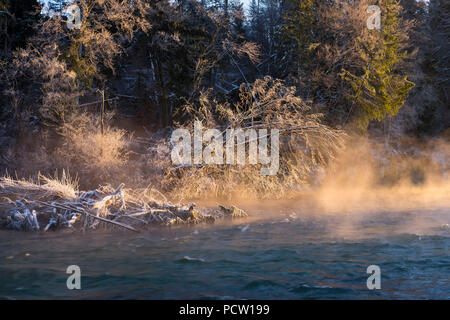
[181,256,206,263]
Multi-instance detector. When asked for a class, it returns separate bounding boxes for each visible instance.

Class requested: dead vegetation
[0,173,248,233]
[57,112,130,170]
[167,76,347,199]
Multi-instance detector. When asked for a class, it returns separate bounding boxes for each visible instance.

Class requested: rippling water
[0,205,449,299]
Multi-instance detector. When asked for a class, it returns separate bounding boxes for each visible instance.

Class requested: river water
[0,203,449,299]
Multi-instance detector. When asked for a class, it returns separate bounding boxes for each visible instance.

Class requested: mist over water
[1,138,449,300]
[0,203,448,299]
[1,0,447,301]
[1,188,448,299]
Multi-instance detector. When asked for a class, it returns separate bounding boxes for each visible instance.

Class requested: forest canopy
[0,0,448,197]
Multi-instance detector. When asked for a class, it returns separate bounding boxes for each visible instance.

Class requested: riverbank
[0,175,248,233]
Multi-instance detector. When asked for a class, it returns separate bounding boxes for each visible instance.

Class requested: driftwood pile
[0,176,247,232]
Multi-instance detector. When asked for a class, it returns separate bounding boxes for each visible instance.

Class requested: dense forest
[0,0,448,199]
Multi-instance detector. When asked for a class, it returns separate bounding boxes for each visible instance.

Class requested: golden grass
[58,112,130,170]
[0,170,78,201]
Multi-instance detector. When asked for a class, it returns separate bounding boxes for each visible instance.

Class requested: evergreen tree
[342,0,415,130]
[0,0,10,54]
[283,0,316,86]
[414,0,450,134]
[231,0,246,41]
[249,0,267,47]
[0,0,7,10]
[47,0,66,13]
[4,0,41,51]
[429,0,450,116]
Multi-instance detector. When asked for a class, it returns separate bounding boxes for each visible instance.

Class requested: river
[0,203,449,299]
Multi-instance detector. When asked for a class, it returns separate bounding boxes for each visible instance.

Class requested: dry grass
[167,76,347,200]
[0,170,78,202]
[58,112,130,170]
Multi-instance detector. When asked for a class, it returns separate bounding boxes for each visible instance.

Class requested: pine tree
[249,0,266,47]
[231,1,246,42]
[283,0,316,85]
[341,0,415,130]
[47,0,66,13]
[429,0,450,120]
[3,0,41,51]
[0,0,8,10]
[0,0,10,54]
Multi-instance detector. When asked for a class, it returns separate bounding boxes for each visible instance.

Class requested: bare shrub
[5,44,81,126]
[167,76,347,200]
[57,112,130,171]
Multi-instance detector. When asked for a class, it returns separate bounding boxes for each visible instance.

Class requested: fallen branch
[33,200,138,232]
[0,178,248,232]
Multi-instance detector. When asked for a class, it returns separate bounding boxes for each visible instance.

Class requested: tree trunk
[154,51,169,127]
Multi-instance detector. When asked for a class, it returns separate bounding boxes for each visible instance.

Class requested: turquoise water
[0,207,449,299]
